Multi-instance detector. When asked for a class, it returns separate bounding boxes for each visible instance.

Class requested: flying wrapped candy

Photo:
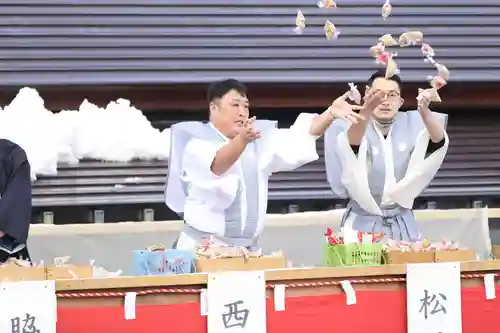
[398,31,423,47]
[435,63,450,81]
[293,10,306,34]
[428,75,447,90]
[385,57,400,78]
[53,256,71,266]
[381,0,392,20]
[348,83,362,104]
[425,56,451,81]
[324,20,340,40]
[369,43,385,57]
[378,34,398,46]
[420,43,435,58]
[317,0,337,8]
[417,88,442,103]
[375,51,397,66]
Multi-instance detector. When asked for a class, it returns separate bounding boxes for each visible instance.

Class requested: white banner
[0,280,57,333]
[406,262,462,333]
[207,270,266,333]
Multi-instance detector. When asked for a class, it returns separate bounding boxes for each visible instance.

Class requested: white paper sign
[406,262,462,333]
[207,270,266,333]
[273,284,286,311]
[0,280,57,333]
[484,274,496,300]
[340,280,357,305]
[124,292,137,320]
[200,289,209,316]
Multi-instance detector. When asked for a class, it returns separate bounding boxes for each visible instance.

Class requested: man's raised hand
[239,116,261,142]
[328,92,366,124]
[363,89,387,112]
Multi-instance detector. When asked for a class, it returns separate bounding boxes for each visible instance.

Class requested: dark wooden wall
[0,82,498,113]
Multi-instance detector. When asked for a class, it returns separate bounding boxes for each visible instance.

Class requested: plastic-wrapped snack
[381,0,392,20]
[420,43,435,58]
[445,241,462,251]
[347,83,362,104]
[424,56,451,81]
[324,228,340,245]
[324,20,340,40]
[198,236,218,252]
[435,63,450,81]
[375,51,397,65]
[385,57,400,78]
[146,244,166,252]
[1,258,32,268]
[369,43,385,57]
[417,88,442,103]
[420,239,430,249]
[89,259,123,277]
[428,75,447,90]
[317,0,337,8]
[383,239,400,251]
[378,34,398,46]
[355,232,386,244]
[398,31,423,47]
[197,244,261,259]
[293,10,306,34]
[53,256,71,266]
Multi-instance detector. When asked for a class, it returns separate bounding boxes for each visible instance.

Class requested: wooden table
[55,261,500,333]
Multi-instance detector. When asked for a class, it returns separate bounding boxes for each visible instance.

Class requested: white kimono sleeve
[324,119,352,198]
[333,122,382,215]
[387,111,449,208]
[182,138,240,210]
[261,113,320,174]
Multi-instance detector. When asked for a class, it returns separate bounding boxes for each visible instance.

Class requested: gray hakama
[324,110,449,241]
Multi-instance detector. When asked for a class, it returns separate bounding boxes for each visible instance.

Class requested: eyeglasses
[372,89,400,99]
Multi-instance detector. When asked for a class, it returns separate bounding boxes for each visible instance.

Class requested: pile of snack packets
[293,0,449,104]
[0,255,122,278]
[383,238,467,253]
[0,257,33,268]
[324,228,385,245]
[324,228,467,252]
[196,236,263,260]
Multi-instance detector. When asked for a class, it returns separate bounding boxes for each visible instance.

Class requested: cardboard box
[383,251,434,264]
[45,265,93,280]
[434,250,476,263]
[196,254,287,273]
[383,250,476,265]
[0,266,46,282]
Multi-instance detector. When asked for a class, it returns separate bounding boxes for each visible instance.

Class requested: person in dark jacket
[0,139,32,263]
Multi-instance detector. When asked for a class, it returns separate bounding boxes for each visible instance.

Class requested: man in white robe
[166,79,363,250]
[325,70,449,241]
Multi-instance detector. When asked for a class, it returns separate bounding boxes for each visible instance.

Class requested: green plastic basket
[324,243,383,267]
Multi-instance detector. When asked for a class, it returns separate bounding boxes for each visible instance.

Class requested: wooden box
[434,250,476,262]
[384,249,476,264]
[383,251,434,264]
[0,266,46,282]
[196,254,287,273]
[45,265,93,280]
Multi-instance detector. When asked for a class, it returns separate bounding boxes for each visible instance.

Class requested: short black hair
[207,79,247,103]
[367,69,403,92]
